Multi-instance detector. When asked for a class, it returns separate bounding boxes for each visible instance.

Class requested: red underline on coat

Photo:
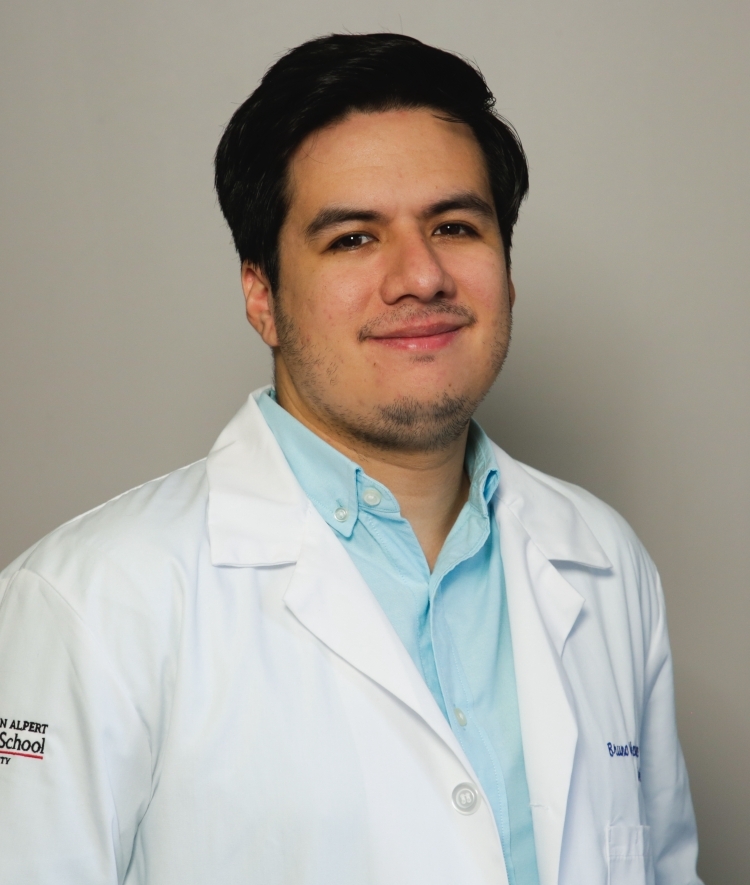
[2,750,44,759]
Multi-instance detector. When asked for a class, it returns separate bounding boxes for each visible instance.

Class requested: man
[0,33,701,885]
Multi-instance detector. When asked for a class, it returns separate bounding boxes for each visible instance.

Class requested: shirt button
[453,707,467,727]
[362,488,382,507]
[334,507,349,522]
[451,782,480,814]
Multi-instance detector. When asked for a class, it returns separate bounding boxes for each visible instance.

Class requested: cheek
[276,237,368,342]
[452,253,509,318]
[300,268,375,340]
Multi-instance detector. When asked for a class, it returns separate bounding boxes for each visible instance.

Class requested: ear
[242,261,279,347]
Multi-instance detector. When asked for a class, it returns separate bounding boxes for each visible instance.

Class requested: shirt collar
[258,390,363,537]
[257,389,498,538]
[207,388,611,569]
[465,420,500,517]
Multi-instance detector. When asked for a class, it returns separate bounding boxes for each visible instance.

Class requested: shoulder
[525,462,653,571]
[0,458,210,629]
[0,461,213,775]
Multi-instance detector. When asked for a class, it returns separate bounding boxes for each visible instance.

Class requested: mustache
[357,302,477,341]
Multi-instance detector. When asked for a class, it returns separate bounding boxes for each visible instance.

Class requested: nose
[380,230,456,304]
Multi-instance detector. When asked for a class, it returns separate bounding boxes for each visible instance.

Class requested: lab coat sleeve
[0,567,152,884]
[639,567,703,885]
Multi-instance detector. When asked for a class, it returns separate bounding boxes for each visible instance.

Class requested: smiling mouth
[367,320,468,351]
[358,303,477,352]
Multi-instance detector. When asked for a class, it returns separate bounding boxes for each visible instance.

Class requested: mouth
[366,319,468,351]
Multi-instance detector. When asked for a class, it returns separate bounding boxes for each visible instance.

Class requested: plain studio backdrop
[1,2,748,880]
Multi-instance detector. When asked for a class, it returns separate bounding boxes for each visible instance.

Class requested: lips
[367,319,467,351]
[371,320,465,339]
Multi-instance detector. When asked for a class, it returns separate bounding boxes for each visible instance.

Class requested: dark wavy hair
[215,33,529,291]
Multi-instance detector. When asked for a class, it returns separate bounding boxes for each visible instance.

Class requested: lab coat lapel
[499,508,580,885]
[283,504,472,766]
[492,448,611,885]
[208,392,470,767]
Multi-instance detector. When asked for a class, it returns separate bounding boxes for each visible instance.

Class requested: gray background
[1,2,747,880]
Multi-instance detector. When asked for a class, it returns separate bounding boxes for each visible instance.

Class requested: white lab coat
[0,390,701,885]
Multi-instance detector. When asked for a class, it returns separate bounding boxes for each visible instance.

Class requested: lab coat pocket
[607,825,655,885]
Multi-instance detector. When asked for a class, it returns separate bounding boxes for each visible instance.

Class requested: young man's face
[244,108,515,452]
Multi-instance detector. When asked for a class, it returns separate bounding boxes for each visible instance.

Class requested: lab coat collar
[206,390,308,566]
[490,444,612,571]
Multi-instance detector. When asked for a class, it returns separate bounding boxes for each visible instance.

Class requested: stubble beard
[273,299,511,454]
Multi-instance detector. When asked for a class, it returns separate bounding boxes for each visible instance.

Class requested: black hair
[214,33,529,291]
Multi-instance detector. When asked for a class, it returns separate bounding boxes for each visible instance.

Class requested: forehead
[285,108,491,214]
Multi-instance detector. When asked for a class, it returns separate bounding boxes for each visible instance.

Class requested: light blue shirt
[259,391,539,885]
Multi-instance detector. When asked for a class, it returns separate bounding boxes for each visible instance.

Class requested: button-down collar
[257,389,498,545]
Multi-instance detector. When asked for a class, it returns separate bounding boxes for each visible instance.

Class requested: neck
[275,380,470,571]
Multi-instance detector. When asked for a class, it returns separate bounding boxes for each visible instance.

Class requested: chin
[329,389,481,454]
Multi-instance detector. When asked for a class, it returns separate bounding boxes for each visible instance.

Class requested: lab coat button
[334,507,349,522]
[362,488,382,506]
[451,782,480,814]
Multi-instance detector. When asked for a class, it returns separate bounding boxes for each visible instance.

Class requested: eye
[434,222,477,238]
[329,233,374,251]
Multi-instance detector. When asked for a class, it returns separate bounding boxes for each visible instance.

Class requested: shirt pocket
[607,825,655,885]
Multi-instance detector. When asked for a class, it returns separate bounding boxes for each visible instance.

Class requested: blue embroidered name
[607,741,639,758]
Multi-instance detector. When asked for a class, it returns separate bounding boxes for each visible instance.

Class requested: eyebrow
[423,192,496,223]
[304,208,385,241]
[303,191,496,241]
